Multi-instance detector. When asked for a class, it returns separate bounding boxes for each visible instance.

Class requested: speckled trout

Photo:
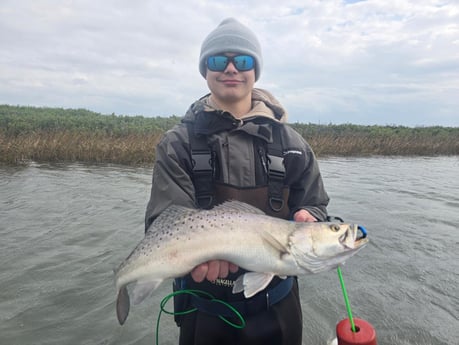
[115,201,368,325]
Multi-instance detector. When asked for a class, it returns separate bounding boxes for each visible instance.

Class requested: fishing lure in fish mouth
[339,225,367,248]
[357,225,367,239]
[114,201,369,325]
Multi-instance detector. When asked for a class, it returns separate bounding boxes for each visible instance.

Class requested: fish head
[289,223,369,273]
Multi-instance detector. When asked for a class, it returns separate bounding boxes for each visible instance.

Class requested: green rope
[155,289,246,345]
[337,265,357,332]
[155,268,357,343]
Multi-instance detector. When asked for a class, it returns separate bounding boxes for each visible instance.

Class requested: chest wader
[189,123,290,219]
[172,123,299,333]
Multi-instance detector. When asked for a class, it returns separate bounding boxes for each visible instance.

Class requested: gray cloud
[1,0,458,126]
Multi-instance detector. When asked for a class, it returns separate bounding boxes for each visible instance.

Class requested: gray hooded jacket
[145,89,329,230]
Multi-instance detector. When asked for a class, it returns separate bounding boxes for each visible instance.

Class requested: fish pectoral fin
[260,231,289,255]
[131,279,163,305]
[232,272,275,298]
[116,286,130,325]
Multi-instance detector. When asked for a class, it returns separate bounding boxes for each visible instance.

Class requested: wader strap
[267,125,286,212]
[187,122,288,214]
[188,125,215,209]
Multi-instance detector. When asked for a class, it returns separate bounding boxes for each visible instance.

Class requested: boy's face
[205,53,256,105]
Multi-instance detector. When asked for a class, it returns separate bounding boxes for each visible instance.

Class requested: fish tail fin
[116,286,130,325]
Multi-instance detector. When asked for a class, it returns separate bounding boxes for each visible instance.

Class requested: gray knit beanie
[199,18,263,81]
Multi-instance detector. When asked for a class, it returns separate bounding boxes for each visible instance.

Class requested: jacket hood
[183,88,288,124]
[249,88,288,122]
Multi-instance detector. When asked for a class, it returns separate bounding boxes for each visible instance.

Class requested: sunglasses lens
[206,55,255,72]
[207,56,229,71]
[233,55,254,71]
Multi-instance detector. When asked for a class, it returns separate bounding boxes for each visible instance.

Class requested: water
[0,157,458,345]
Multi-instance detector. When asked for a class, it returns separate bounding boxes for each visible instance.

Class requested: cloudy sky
[1,0,458,126]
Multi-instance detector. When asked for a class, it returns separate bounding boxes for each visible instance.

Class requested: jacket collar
[182,89,286,142]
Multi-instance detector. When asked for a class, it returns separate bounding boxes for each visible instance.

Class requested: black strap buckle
[267,154,285,213]
[191,149,215,209]
[192,151,213,173]
[267,154,285,180]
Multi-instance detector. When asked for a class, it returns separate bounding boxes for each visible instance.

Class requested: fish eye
[330,224,341,232]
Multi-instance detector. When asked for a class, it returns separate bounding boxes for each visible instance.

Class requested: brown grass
[307,133,459,156]
[1,128,458,165]
[0,130,162,165]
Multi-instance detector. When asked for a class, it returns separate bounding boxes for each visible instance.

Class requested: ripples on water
[0,157,458,345]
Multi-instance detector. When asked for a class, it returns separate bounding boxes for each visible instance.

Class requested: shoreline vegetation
[1,104,458,165]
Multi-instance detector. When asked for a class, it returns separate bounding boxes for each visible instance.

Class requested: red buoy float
[336,317,377,345]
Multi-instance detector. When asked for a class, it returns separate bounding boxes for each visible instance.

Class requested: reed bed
[305,132,459,156]
[0,130,162,165]
[1,105,458,165]
[2,128,458,165]
[293,124,459,156]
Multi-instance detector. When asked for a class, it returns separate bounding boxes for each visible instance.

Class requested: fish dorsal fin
[148,201,264,233]
[212,200,266,215]
[147,204,198,232]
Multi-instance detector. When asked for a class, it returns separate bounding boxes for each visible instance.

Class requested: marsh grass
[1,105,458,165]
[294,123,459,156]
[0,130,162,165]
[305,132,458,156]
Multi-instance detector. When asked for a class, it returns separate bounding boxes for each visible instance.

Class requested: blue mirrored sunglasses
[206,55,255,72]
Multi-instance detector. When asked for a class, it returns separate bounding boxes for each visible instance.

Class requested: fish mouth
[357,225,367,240]
[340,224,369,249]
